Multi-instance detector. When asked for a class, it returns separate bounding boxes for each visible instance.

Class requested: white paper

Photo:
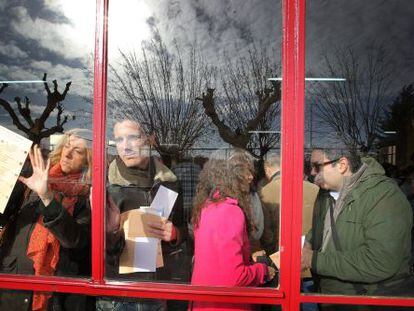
[131,237,158,272]
[141,206,162,216]
[301,235,306,248]
[150,185,178,218]
[0,125,32,213]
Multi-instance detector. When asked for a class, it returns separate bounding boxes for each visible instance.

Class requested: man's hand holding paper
[118,185,179,273]
[146,219,177,242]
[147,184,179,242]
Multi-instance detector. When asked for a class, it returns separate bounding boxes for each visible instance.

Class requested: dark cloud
[306,0,414,89]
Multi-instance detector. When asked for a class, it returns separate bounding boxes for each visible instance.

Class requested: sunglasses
[311,158,340,173]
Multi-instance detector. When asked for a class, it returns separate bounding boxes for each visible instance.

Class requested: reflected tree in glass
[109,26,214,163]
[309,43,393,153]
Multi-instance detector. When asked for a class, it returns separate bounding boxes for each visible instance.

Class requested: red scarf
[26,163,89,311]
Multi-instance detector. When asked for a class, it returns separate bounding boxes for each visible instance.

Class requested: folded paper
[119,208,166,273]
[0,125,32,213]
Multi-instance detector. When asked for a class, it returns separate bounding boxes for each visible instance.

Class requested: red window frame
[0,0,413,309]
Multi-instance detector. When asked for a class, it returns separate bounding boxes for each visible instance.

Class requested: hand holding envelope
[119,209,167,274]
[118,185,179,273]
[146,219,177,242]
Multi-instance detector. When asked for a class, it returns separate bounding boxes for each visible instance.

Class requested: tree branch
[0,83,8,94]
[15,96,34,127]
[39,123,66,139]
[246,84,280,131]
[0,99,29,133]
[37,77,72,127]
[197,88,250,148]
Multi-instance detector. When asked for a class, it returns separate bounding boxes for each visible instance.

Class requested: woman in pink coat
[190,157,276,311]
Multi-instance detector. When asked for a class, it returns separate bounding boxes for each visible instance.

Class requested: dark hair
[191,158,254,234]
[313,147,362,173]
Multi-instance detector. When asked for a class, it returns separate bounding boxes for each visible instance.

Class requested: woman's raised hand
[19,145,53,205]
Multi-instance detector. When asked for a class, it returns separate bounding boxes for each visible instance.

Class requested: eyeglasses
[311,158,341,173]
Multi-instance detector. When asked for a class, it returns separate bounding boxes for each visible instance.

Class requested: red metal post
[279,0,306,310]
[91,0,108,283]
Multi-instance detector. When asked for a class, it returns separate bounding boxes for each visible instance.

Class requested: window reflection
[0,130,93,309]
[303,0,414,301]
[104,2,282,309]
[0,1,95,309]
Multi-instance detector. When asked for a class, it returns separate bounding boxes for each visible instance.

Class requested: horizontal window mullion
[300,293,414,307]
[0,274,283,304]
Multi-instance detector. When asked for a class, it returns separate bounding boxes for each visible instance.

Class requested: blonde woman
[0,129,92,311]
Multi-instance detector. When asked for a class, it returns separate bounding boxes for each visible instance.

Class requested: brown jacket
[259,175,319,255]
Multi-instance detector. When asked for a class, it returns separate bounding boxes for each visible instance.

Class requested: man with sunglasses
[302,147,412,310]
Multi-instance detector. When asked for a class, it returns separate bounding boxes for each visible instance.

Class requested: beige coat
[259,176,319,255]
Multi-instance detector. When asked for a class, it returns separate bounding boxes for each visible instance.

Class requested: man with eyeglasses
[302,147,412,310]
[96,118,187,311]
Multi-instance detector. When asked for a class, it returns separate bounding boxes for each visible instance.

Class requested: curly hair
[191,157,255,234]
[228,149,255,176]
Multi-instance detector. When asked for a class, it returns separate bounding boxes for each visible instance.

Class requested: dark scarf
[27,163,89,311]
[116,156,154,188]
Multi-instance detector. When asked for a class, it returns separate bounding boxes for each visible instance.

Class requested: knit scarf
[115,155,154,188]
[26,163,89,311]
[321,163,367,252]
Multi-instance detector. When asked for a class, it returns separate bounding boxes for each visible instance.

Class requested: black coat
[0,183,91,311]
[105,157,190,283]
[106,180,189,282]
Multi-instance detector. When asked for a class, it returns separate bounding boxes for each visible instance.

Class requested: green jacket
[307,157,412,295]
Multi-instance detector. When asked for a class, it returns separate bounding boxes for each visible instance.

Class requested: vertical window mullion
[280,0,306,310]
[91,0,109,284]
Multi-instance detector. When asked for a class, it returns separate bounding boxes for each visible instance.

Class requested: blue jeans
[302,279,319,311]
[96,297,166,311]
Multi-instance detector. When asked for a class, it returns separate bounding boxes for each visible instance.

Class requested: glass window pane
[0,0,95,299]
[303,0,414,301]
[104,0,282,300]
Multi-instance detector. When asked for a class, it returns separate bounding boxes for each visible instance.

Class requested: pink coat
[190,197,268,311]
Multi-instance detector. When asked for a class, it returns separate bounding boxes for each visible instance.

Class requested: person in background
[171,157,201,233]
[0,129,93,311]
[259,153,319,256]
[171,157,201,282]
[260,153,319,311]
[190,156,276,311]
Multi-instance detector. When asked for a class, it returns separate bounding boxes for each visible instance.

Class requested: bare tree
[310,44,393,152]
[197,43,281,158]
[109,28,215,163]
[0,73,72,144]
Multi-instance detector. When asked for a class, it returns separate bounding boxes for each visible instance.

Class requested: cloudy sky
[0,0,413,147]
[0,0,95,130]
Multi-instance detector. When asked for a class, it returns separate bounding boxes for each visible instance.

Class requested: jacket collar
[108,156,177,186]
